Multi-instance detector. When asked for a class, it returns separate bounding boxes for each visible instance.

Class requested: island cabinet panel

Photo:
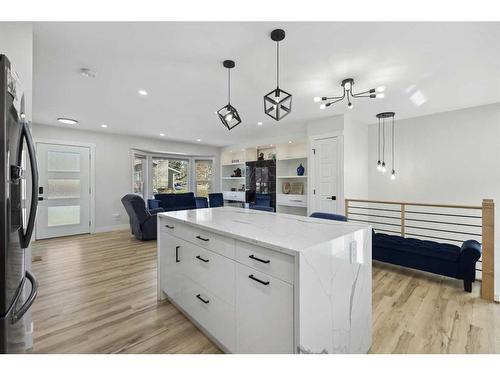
[159,231,187,299]
[184,242,236,306]
[235,240,295,284]
[235,264,294,353]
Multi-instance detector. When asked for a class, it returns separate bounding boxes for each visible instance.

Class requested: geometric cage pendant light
[217,60,242,130]
[376,111,396,180]
[264,29,292,121]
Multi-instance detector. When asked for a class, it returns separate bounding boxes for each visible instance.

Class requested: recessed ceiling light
[160,133,165,137]
[101,124,108,128]
[57,117,78,125]
[80,68,97,78]
[196,139,201,142]
[288,140,293,144]
[257,122,263,126]
[138,89,148,96]
[269,144,273,147]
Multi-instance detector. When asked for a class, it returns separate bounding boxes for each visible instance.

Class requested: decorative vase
[297,163,305,176]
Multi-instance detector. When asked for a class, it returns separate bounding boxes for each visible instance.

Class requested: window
[195,159,213,197]
[152,158,190,194]
[133,154,147,197]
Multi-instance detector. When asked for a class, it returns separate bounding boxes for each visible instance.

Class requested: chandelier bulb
[320,103,326,110]
[313,96,322,103]
[225,113,233,121]
[377,160,382,171]
[348,102,353,109]
[391,170,396,180]
[376,93,385,99]
[381,162,386,173]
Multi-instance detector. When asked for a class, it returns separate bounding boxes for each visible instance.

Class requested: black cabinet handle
[249,274,270,286]
[249,254,270,264]
[165,224,174,229]
[175,246,180,263]
[196,255,209,263]
[196,294,209,304]
[196,235,209,242]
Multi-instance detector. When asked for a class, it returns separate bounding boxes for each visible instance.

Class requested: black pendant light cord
[392,116,395,170]
[382,118,385,163]
[227,68,231,104]
[276,41,280,88]
[378,117,381,161]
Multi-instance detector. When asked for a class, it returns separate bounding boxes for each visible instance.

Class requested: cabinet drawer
[184,242,235,306]
[223,191,245,202]
[177,277,236,352]
[175,224,235,259]
[236,264,294,353]
[236,241,294,284]
[276,194,307,207]
[159,217,181,236]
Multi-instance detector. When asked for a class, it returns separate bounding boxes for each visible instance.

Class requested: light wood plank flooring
[30,231,500,354]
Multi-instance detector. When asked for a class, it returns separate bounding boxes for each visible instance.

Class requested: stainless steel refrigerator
[0,54,39,353]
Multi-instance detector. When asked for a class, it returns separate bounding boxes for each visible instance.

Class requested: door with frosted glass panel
[36,143,91,239]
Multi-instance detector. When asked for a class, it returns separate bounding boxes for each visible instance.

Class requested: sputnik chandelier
[314,78,385,110]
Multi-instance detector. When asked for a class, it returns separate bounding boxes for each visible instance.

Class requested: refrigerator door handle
[11,270,38,324]
[19,122,38,249]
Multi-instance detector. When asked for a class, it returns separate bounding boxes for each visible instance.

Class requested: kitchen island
[157,206,372,354]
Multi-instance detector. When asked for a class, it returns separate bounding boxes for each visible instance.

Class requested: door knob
[327,196,336,200]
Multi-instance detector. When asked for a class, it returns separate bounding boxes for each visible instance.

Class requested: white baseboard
[94,224,130,233]
[495,294,500,303]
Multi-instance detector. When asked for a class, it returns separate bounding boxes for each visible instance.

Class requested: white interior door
[310,136,339,215]
[36,143,91,239]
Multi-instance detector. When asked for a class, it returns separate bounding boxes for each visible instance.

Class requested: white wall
[367,103,500,298]
[32,124,221,232]
[343,114,369,200]
[0,22,33,119]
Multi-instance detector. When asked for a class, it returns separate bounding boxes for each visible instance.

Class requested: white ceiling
[33,22,500,146]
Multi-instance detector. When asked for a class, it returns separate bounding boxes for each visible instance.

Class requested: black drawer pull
[196,235,209,242]
[249,274,270,286]
[175,246,180,263]
[165,224,174,229]
[249,254,270,264]
[196,294,209,304]
[196,255,209,263]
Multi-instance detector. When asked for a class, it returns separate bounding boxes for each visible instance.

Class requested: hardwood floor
[30,231,500,354]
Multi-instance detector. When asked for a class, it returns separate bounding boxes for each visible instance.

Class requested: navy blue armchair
[310,212,347,222]
[208,193,224,208]
[148,192,197,212]
[249,193,274,212]
[121,194,163,241]
[196,197,209,208]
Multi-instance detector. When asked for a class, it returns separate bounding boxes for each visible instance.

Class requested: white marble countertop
[158,206,370,254]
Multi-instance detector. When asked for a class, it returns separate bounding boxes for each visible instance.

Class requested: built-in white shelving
[220,141,309,215]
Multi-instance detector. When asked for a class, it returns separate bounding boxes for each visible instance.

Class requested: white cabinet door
[236,264,294,353]
[159,232,190,299]
[310,136,339,214]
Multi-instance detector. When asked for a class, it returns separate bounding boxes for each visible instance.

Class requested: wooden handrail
[345,198,495,302]
[346,198,482,210]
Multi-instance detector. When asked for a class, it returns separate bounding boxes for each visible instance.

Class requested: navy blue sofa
[121,194,164,241]
[373,232,481,292]
[148,192,197,212]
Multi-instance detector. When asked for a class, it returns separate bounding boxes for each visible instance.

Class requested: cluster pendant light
[263,29,292,121]
[217,60,242,130]
[376,112,396,180]
[314,79,385,110]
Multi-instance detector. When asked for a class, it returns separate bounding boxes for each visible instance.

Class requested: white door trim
[34,138,96,234]
[307,133,344,216]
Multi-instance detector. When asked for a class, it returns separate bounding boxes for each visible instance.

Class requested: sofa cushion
[374,233,461,262]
